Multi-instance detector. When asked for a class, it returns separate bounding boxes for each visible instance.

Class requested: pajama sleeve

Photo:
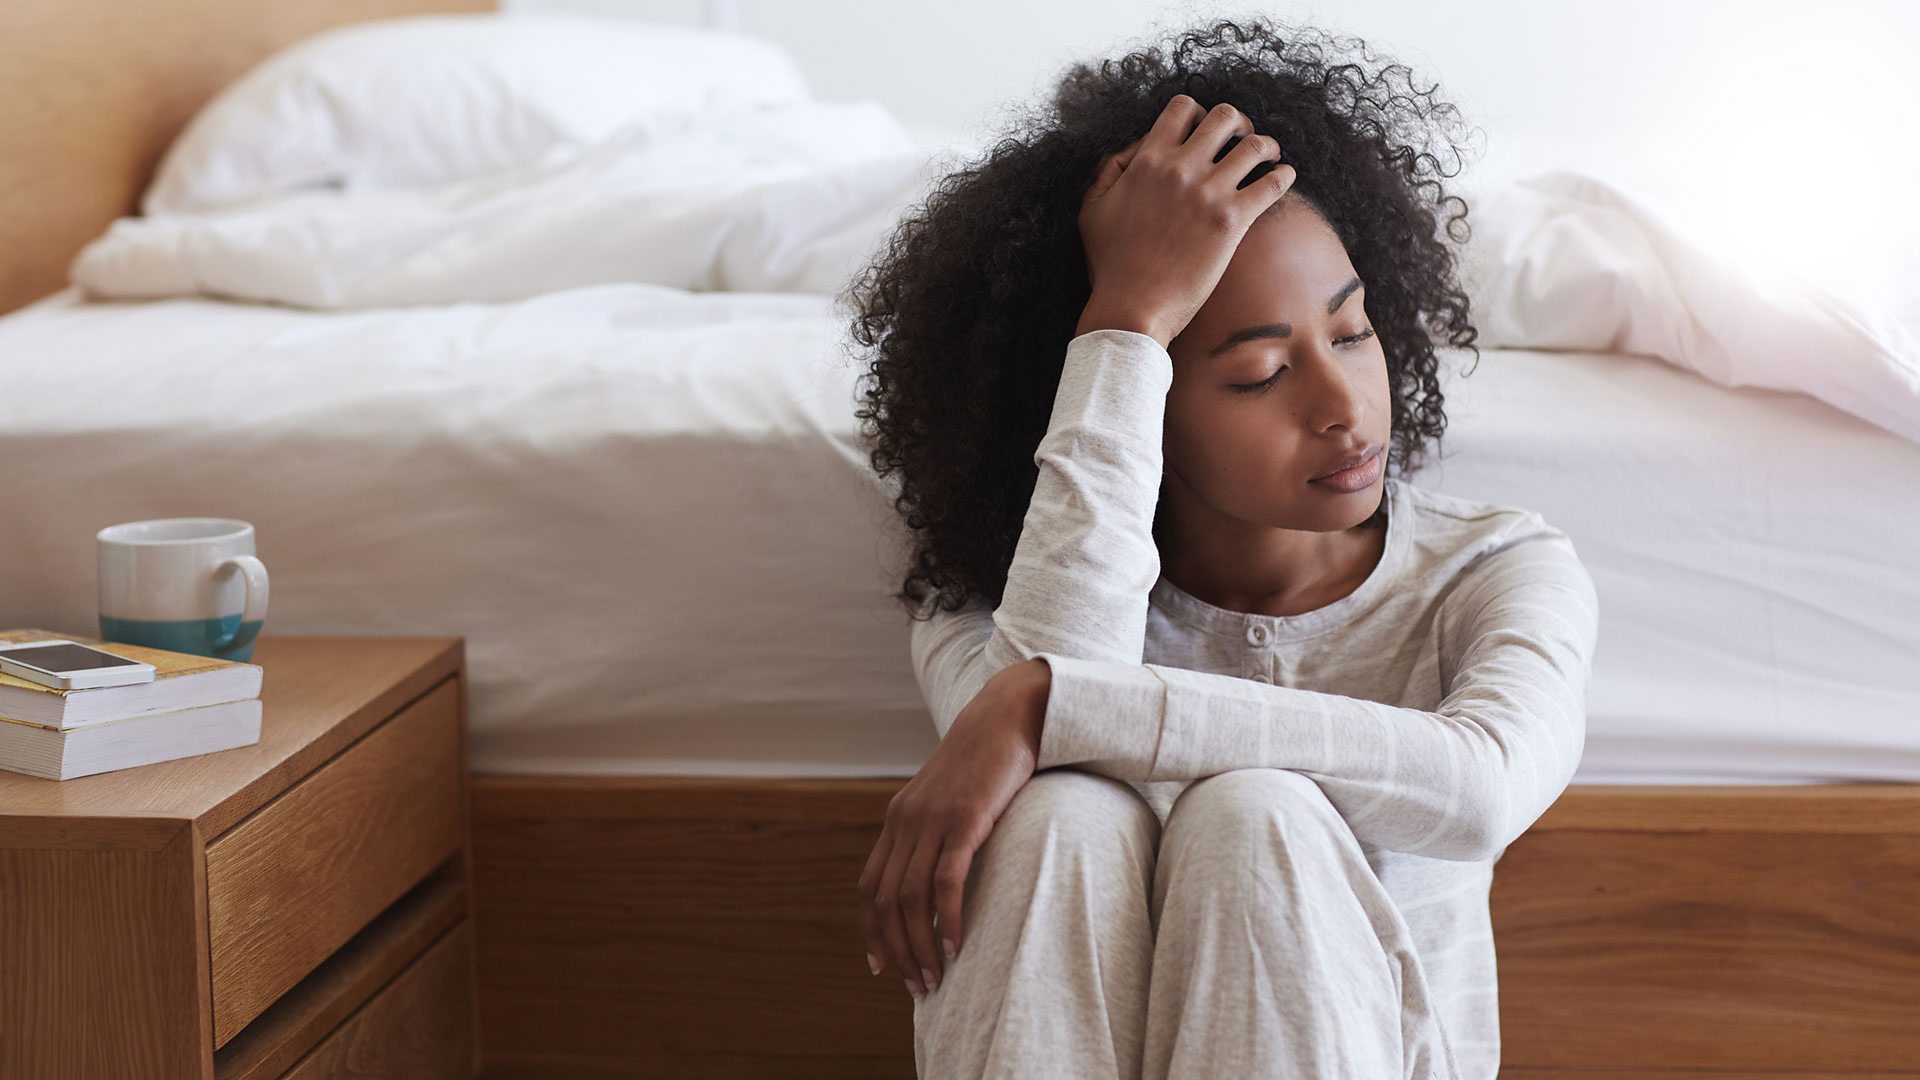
[908,328,1173,741]
[1030,529,1602,862]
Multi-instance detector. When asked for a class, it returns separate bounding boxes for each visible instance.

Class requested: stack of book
[0,628,264,781]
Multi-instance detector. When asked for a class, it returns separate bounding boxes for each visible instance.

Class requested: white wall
[506,0,1919,316]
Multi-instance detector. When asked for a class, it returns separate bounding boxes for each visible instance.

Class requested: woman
[846,17,1600,1079]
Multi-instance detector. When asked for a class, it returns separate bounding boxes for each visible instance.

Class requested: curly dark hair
[842,14,1484,620]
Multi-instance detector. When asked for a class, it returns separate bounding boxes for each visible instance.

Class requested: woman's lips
[1309,446,1382,492]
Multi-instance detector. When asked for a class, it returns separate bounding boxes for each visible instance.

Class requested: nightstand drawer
[281,918,476,1080]
[206,677,464,1048]
[280,914,476,1076]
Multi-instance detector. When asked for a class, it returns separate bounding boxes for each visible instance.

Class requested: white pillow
[142,13,814,215]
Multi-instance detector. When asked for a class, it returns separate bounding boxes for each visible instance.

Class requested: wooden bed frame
[5,2,1916,1076]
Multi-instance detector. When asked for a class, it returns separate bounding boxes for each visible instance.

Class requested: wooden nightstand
[0,635,478,1080]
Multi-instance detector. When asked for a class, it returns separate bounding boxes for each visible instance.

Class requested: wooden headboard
[0,0,494,316]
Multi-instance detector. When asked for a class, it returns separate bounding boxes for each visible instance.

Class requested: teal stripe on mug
[99,614,264,663]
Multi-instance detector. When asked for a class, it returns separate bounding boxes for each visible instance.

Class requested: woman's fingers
[1082,155,1127,210]
[1141,93,1208,158]
[1180,100,1254,168]
[876,823,924,997]
[855,827,895,976]
[1081,135,1148,211]
[900,830,947,992]
[933,814,988,964]
[1214,131,1293,200]
[1243,158,1298,212]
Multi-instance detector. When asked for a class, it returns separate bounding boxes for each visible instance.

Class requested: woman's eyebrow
[1207,276,1365,358]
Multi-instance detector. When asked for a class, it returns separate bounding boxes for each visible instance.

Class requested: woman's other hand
[1076,94,1297,348]
[857,657,1051,999]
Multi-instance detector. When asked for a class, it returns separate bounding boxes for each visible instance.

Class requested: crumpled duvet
[70,106,1919,446]
[70,97,947,306]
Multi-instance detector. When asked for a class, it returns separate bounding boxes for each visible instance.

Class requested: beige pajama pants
[912,767,1462,1079]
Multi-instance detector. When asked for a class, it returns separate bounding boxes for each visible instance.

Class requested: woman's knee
[979,768,1160,884]
[1162,767,1352,862]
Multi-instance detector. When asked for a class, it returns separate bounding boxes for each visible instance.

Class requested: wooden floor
[468,776,1920,1078]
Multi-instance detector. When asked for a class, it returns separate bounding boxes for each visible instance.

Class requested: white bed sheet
[1,284,1916,787]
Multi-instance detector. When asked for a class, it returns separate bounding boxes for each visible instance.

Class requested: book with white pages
[0,697,264,781]
[0,628,263,729]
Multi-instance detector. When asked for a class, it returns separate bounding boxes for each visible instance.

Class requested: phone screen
[2,643,144,673]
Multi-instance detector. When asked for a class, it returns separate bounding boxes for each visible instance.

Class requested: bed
[3,2,1918,1077]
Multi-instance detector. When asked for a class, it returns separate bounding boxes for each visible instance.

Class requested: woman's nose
[1294,345,1366,425]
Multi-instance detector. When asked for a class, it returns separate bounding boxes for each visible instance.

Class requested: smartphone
[0,639,158,690]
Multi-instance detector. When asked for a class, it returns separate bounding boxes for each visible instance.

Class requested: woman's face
[1161,198,1392,533]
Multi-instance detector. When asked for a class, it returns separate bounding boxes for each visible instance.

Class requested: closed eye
[1229,328,1376,394]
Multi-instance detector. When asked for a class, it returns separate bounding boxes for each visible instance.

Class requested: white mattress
[2,284,1917,786]
[1424,342,1920,785]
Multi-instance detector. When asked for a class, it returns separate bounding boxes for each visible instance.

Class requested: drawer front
[283,919,476,1080]
[207,677,464,1047]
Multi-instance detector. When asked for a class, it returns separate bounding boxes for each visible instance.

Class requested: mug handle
[212,555,270,653]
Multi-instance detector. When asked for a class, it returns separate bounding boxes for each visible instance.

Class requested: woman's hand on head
[856,657,1050,1000]
[1076,94,1297,348]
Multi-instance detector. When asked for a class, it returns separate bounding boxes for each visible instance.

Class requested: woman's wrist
[1075,302,1173,348]
[1014,658,1051,760]
[984,658,1051,760]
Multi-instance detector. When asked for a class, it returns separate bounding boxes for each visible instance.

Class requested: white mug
[97,518,270,662]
